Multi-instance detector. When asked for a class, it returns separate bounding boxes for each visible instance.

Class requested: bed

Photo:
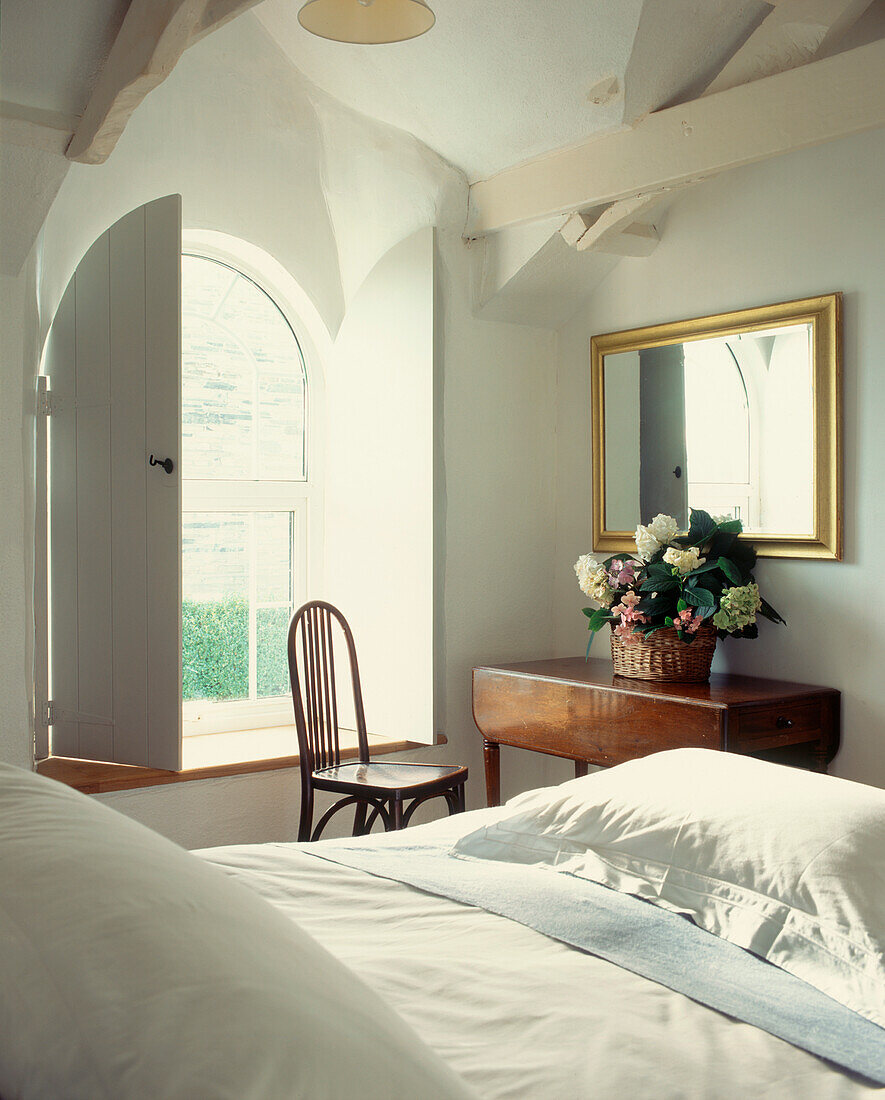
[2,749,884,1098]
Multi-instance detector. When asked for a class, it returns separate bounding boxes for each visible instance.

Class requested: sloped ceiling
[256,0,771,182]
[0,0,128,117]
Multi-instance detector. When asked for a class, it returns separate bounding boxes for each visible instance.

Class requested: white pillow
[453,748,885,1028]
[0,762,475,1100]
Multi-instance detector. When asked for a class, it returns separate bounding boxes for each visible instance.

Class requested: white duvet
[200,807,884,1100]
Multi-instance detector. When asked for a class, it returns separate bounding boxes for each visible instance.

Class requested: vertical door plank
[144,195,182,771]
[109,206,149,765]
[47,281,80,758]
[74,232,114,761]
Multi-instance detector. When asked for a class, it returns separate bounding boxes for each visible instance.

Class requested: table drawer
[733,699,823,743]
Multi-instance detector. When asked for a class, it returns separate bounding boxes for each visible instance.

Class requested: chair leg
[352,800,367,837]
[453,782,466,814]
[298,785,314,843]
[392,796,404,830]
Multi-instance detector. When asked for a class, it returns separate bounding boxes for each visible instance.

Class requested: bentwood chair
[288,601,468,842]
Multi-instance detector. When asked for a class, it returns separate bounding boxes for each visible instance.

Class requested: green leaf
[716,519,743,534]
[677,598,687,612]
[684,586,715,608]
[687,559,721,576]
[717,556,743,585]
[640,575,679,592]
[759,597,786,625]
[586,607,613,632]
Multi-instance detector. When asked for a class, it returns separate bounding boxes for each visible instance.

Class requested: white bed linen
[453,750,885,1029]
[199,810,884,1100]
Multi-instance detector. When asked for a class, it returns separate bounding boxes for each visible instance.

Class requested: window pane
[181,314,254,480]
[181,255,307,481]
[256,511,293,604]
[182,514,249,702]
[257,606,291,699]
[182,511,295,704]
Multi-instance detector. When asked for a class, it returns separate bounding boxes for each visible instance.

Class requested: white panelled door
[39,195,182,769]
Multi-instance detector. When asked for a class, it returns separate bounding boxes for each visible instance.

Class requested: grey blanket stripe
[304,841,885,1086]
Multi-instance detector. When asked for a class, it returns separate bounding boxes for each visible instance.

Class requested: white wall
[324,227,435,743]
[0,14,560,842]
[554,126,885,788]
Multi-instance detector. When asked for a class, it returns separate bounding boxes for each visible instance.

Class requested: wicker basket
[610,623,717,682]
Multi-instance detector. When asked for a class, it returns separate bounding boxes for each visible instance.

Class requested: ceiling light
[298,0,435,44]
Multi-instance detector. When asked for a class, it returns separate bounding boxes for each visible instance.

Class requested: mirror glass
[603,322,814,536]
[591,295,842,560]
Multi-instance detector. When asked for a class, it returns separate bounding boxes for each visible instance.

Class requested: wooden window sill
[36,726,440,794]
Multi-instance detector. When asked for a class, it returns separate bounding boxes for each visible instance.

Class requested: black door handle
[149,454,174,474]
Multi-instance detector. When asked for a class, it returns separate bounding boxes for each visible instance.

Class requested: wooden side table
[472,658,840,806]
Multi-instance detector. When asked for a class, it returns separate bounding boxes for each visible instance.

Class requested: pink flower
[608,560,639,587]
[677,608,703,634]
[614,621,643,645]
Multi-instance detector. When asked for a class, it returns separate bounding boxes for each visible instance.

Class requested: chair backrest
[287,601,370,774]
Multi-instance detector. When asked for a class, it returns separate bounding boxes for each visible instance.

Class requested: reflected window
[683,340,751,523]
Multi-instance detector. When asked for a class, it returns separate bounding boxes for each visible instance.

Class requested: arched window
[180,254,310,736]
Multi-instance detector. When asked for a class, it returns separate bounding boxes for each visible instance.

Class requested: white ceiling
[256,0,772,182]
[0,0,128,118]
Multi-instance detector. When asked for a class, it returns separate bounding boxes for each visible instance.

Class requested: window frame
[180,247,321,739]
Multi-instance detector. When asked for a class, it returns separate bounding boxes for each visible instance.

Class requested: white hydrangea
[663,546,706,575]
[712,514,733,525]
[646,513,679,545]
[574,554,614,606]
[634,524,661,562]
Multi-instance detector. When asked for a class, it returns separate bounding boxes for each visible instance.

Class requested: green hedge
[182,598,290,702]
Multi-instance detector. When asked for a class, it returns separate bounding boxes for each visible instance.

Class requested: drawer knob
[776,715,794,729]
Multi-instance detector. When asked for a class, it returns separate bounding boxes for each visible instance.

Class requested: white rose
[634,524,661,562]
[663,546,706,575]
[646,513,679,546]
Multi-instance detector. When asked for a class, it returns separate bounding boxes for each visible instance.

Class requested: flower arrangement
[575,510,785,651]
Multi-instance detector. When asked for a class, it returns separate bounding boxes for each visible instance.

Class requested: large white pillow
[453,748,885,1028]
[0,762,475,1100]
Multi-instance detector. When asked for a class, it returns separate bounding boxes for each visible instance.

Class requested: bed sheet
[199,811,883,1100]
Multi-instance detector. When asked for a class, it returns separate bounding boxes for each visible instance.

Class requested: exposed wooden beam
[560,193,663,255]
[66,0,264,165]
[705,0,875,94]
[569,0,874,260]
[0,102,79,156]
[466,37,885,237]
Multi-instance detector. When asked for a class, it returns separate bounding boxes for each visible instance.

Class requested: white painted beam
[66,0,264,165]
[560,193,665,255]
[705,0,875,94]
[466,36,885,237]
[0,102,79,156]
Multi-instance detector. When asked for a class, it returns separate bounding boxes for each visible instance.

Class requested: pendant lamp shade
[298,0,435,44]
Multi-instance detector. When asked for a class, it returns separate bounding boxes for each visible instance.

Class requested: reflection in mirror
[603,323,814,536]
[591,294,842,560]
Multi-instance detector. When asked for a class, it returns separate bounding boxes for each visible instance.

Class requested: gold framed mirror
[590,293,842,560]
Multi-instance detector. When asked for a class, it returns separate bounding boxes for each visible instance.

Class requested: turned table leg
[483,738,501,806]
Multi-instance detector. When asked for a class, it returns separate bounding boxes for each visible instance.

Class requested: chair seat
[313,761,467,799]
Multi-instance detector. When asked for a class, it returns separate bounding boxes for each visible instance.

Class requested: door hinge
[43,701,114,728]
